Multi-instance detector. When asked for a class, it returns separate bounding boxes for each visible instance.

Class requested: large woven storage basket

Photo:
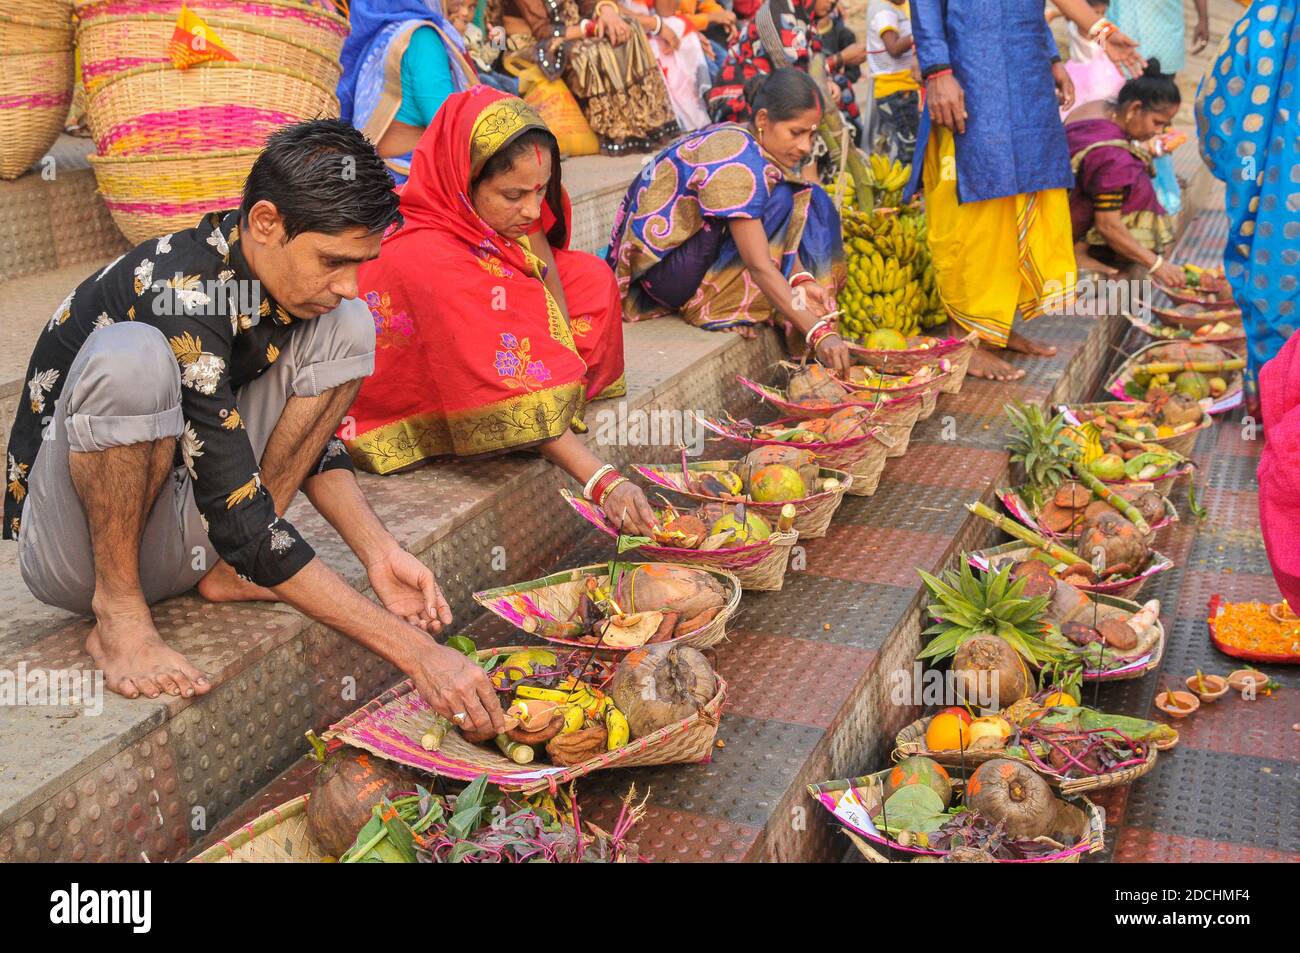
[325,647,728,795]
[0,46,74,179]
[87,61,338,157]
[89,148,257,243]
[190,794,326,862]
[73,0,349,58]
[78,13,343,95]
[0,7,73,53]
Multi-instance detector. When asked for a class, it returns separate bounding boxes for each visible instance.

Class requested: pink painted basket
[969,543,1173,602]
[633,460,851,539]
[324,647,727,795]
[737,376,923,457]
[694,413,895,496]
[561,489,798,591]
[0,46,73,180]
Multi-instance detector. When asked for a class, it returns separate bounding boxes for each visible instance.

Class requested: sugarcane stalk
[1134,359,1245,375]
[777,503,797,533]
[1072,463,1151,536]
[521,615,586,639]
[421,715,454,752]
[967,501,1090,567]
[495,734,535,764]
[808,57,874,209]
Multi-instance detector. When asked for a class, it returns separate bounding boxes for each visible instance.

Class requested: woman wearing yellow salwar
[910,0,1140,381]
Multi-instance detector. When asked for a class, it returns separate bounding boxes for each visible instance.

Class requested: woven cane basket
[694,414,894,497]
[89,148,256,243]
[970,542,1173,603]
[474,562,742,651]
[0,46,74,179]
[0,8,72,53]
[561,490,798,592]
[87,61,337,157]
[893,716,1160,795]
[324,647,728,795]
[73,0,349,57]
[1060,400,1212,459]
[633,461,851,539]
[190,794,326,862]
[810,771,1105,863]
[77,14,343,95]
[735,375,922,457]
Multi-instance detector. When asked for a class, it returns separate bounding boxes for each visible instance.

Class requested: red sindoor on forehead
[534,143,544,166]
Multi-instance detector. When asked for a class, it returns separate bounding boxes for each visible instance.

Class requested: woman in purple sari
[1063,62,1183,285]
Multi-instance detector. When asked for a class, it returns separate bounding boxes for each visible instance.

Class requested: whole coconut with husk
[609,644,718,739]
[787,363,848,403]
[306,745,414,857]
[614,564,727,623]
[1156,392,1204,428]
[1077,510,1150,573]
[952,635,1030,710]
[966,758,1057,840]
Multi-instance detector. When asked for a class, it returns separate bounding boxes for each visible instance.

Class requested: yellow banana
[606,707,630,749]
[515,685,569,704]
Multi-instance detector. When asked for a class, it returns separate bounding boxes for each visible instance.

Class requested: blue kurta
[910,0,1075,204]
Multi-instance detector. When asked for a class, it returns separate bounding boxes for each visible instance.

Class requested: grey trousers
[19,299,375,615]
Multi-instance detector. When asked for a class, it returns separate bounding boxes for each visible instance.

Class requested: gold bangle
[594,0,619,17]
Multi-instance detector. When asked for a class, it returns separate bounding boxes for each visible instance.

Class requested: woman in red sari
[343,87,656,534]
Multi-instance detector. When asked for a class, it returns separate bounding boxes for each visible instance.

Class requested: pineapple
[917,561,1065,665]
[1005,401,1080,511]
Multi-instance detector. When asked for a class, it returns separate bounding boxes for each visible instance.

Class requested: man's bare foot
[967,347,1026,382]
[197,559,278,603]
[86,611,211,699]
[1005,329,1057,357]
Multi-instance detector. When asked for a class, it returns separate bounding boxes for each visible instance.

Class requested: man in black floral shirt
[3,121,506,742]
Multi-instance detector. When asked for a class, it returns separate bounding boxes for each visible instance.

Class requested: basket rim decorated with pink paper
[324,647,728,795]
[473,561,742,651]
[969,543,1172,603]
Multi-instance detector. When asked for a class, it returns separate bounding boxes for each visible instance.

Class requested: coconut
[1077,511,1150,573]
[614,564,727,620]
[1156,392,1204,428]
[787,363,848,403]
[609,644,718,739]
[965,758,1057,840]
[952,635,1030,710]
[1115,487,1165,526]
[306,746,413,858]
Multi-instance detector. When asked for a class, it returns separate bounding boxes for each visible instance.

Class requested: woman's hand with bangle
[815,331,852,377]
[1152,259,1186,289]
[655,16,681,51]
[603,480,658,536]
[596,4,631,45]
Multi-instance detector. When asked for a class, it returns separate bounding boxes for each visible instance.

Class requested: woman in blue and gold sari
[607,69,850,373]
[339,0,481,185]
[1197,1,1300,407]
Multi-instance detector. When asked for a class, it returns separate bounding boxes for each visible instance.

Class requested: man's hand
[707,8,736,28]
[838,42,867,69]
[927,72,967,134]
[1052,61,1075,113]
[366,547,453,634]
[1192,17,1210,55]
[1102,27,1145,75]
[598,7,631,45]
[603,480,659,536]
[410,642,506,743]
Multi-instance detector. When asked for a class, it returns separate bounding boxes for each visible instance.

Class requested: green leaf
[616,535,653,553]
[873,786,948,836]
[447,774,492,841]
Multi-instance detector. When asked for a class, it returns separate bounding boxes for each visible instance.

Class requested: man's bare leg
[71,437,212,699]
[198,381,360,603]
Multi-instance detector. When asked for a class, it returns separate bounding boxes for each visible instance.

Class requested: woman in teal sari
[339,0,481,185]
[1197,1,1300,405]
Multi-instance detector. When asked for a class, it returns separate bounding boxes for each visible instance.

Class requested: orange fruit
[1040,691,1078,709]
[925,711,970,751]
